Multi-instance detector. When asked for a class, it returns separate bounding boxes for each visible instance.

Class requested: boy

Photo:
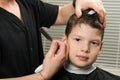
[51,9,120,80]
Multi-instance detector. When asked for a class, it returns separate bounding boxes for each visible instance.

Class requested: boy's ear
[100,41,103,51]
[99,41,103,55]
[62,34,67,43]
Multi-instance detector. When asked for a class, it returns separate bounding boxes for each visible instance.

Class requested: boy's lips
[76,55,89,61]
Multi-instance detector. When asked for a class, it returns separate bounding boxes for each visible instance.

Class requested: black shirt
[0,0,58,78]
[51,67,120,80]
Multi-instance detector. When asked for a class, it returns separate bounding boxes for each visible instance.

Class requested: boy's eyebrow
[91,40,102,42]
[73,35,102,41]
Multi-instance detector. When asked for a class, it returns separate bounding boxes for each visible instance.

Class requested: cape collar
[64,63,96,74]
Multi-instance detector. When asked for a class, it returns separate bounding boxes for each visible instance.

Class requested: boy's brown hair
[65,9,104,40]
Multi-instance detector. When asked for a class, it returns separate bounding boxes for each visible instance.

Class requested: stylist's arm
[39,40,68,80]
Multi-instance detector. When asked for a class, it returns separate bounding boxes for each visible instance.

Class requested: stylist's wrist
[39,70,51,80]
[38,71,46,80]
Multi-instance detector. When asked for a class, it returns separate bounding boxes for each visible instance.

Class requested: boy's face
[63,23,103,68]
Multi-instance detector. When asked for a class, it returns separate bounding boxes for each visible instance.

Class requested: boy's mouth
[76,55,89,61]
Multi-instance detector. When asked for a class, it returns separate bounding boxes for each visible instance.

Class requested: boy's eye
[91,41,99,45]
[75,38,80,41]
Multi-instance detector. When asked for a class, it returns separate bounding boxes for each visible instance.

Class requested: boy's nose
[80,43,90,53]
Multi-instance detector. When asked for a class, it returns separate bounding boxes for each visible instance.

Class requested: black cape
[51,67,120,80]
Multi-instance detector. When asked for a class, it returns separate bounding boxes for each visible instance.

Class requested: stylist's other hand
[75,0,106,27]
[40,40,68,80]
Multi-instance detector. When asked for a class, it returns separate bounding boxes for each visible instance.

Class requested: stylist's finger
[91,1,107,27]
[47,40,67,59]
[46,40,59,57]
[75,3,82,18]
[103,16,106,28]
[55,40,68,61]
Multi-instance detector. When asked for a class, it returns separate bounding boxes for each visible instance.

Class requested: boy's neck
[63,63,96,74]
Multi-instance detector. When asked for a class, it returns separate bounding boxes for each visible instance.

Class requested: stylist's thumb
[48,40,67,61]
[46,40,60,57]
[75,4,82,18]
[56,40,68,62]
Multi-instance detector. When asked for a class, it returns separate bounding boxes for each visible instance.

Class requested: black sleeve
[27,0,59,28]
[38,1,59,28]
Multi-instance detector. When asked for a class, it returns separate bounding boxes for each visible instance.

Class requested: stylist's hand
[75,0,106,27]
[40,40,68,80]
